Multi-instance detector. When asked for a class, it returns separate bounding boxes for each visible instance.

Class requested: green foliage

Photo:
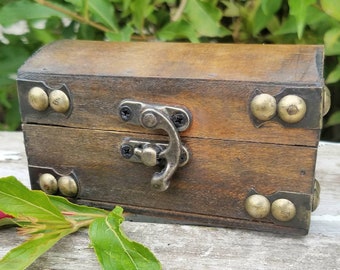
[89,206,161,270]
[0,176,160,270]
[0,0,339,140]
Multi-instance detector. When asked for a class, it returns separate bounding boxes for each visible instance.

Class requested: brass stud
[250,93,277,121]
[28,87,49,111]
[58,176,78,197]
[312,179,321,212]
[278,95,306,123]
[323,86,331,116]
[245,194,271,219]
[271,198,296,222]
[39,173,58,195]
[49,90,70,113]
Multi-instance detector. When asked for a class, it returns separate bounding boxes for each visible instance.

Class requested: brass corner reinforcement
[249,87,324,128]
[18,79,73,118]
[244,188,314,230]
[29,166,79,198]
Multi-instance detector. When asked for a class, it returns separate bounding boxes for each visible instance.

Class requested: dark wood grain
[17,41,323,147]
[23,124,316,234]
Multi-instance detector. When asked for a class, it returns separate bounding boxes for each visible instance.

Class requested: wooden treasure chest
[17,40,330,235]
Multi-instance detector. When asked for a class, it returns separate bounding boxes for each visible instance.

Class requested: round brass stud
[323,86,331,116]
[250,93,277,121]
[312,179,321,212]
[271,198,296,222]
[39,173,58,195]
[58,176,78,197]
[278,95,307,123]
[49,90,70,113]
[245,194,271,219]
[28,87,49,111]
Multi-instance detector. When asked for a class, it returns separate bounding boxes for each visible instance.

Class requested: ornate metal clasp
[118,100,191,192]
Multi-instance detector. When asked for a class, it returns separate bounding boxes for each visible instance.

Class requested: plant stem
[61,211,107,218]
[172,0,187,21]
[72,218,96,231]
[34,0,114,33]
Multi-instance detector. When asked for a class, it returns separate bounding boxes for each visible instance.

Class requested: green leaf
[326,63,340,83]
[88,0,118,32]
[0,0,65,27]
[29,27,57,44]
[305,5,330,26]
[0,44,30,75]
[261,0,282,16]
[130,0,154,33]
[184,0,230,37]
[89,206,161,270]
[157,20,200,42]
[0,176,65,222]
[49,195,108,222]
[251,1,281,36]
[321,0,340,21]
[0,210,14,227]
[65,0,118,32]
[274,16,297,35]
[0,229,73,270]
[288,0,316,39]
[0,217,16,227]
[324,27,340,55]
[326,111,340,127]
[3,96,21,131]
[105,25,134,41]
[64,0,82,8]
[222,0,240,17]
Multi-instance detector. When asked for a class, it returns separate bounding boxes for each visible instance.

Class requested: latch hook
[118,100,191,191]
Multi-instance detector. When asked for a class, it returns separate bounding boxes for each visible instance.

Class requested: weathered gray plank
[0,132,339,270]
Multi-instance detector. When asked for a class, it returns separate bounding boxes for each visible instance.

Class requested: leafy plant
[0,0,339,140]
[0,176,161,270]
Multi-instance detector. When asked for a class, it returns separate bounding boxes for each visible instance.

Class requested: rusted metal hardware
[118,100,191,192]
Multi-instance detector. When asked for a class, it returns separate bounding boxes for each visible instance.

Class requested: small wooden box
[17,40,327,235]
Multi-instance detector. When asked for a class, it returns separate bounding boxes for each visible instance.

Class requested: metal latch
[118,100,191,192]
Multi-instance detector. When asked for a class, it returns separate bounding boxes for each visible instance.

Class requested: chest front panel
[18,40,326,234]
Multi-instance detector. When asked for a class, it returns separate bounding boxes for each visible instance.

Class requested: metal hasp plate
[118,100,191,192]
[17,40,328,235]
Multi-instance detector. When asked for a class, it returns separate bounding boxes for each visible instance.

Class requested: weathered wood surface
[23,124,316,234]
[18,40,323,147]
[0,132,339,269]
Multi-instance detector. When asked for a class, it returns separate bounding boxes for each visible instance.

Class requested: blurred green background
[1,0,339,141]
